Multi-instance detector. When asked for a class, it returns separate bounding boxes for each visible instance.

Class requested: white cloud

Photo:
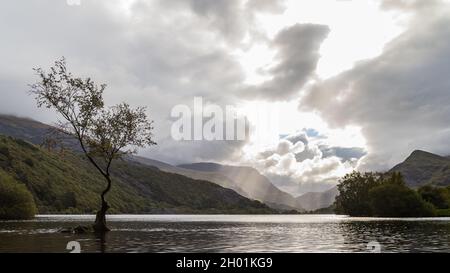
[300,0,450,170]
[246,130,363,195]
[2,0,449,196]
[242,23,330,100]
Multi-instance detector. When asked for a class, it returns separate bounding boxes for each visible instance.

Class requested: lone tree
[30,58,156,232]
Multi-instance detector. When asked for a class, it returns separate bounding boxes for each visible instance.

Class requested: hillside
[0,114,303,212]
[178,163,305,211]
[130,156,248,198]
[0,115,50,144]
[389,150,450,188]
[0,114,81,151]
[296,186,338,211]
[0,134,274,214]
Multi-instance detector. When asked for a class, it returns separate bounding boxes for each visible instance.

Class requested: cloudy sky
[1,0,450,196]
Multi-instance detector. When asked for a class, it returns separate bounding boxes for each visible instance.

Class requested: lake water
[1,214,450,253]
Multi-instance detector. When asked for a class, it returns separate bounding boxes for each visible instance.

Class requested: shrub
[334,172,381,216]
[335,172,436,217]
[0,170,37,219]
[369,183,436,217]
[418,185,449,209]
[436,208,450,217]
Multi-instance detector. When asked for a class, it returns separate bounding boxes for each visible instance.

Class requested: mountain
[0,114,81,151]
[296,186,339,211]
[0,115,50,144]
[0,115,276,214]
[0,114,304,212]
[0,134,274,214]
[0,115,248,199]
[130,156,249,198]
[178,163,305,211]
[390,150,450,188]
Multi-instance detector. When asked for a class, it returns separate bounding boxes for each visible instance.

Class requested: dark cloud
[0,0,252,164]
[160,0,286,45]
[0,0,335,166]
[246,0,286,14]
[300,2,450,170]
[160,0,247,44]
[242,24,330,100]
[379,0,442,12]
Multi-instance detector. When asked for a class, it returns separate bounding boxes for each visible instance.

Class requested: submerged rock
[74,225,92,234]
[59,225,93,234]
[59,228,73,233]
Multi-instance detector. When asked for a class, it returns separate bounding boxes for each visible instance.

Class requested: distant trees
[30,58,156,232]
[369,181,435,217]
[0,170,37,220]
[418,185,450,209]
[335,172,436,217]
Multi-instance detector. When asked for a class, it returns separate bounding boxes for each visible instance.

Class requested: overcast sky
[1,0,450,195]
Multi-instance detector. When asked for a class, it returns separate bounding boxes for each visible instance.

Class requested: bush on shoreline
[369,183,435,217]
[418,185,450,209]
[0,170,37,220]
[335,172,438,217]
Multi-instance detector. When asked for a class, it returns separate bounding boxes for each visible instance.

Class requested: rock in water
[59,225,93,234]
[59,228,73,233]
[73,225,91,234]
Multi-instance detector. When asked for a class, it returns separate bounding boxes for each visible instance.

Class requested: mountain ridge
[130,156,250,198]
[296,186,339,211]
[1,114,303,212]
[0,115,275,214]
[390,149,450,188]
[178,162,305,211]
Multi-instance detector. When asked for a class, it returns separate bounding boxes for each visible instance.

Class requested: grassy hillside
[0,135,274,215]
[131,156,249,198]
[390,150,450,188]
[0,115,50,145]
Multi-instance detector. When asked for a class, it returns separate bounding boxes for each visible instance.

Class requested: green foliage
[31,58,158,230]
[436,208,450,217]
[334,172,381,216]
[335,171,436,217]
[418,185,450,209]
[0,135,274,214]
[369,183,435,217]
[0,169,37,219]
[30,57,156,179]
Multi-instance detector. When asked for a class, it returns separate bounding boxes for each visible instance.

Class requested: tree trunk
[93,175,112,233]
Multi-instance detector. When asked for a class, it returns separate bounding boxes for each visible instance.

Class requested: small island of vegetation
[335,172,450,217]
